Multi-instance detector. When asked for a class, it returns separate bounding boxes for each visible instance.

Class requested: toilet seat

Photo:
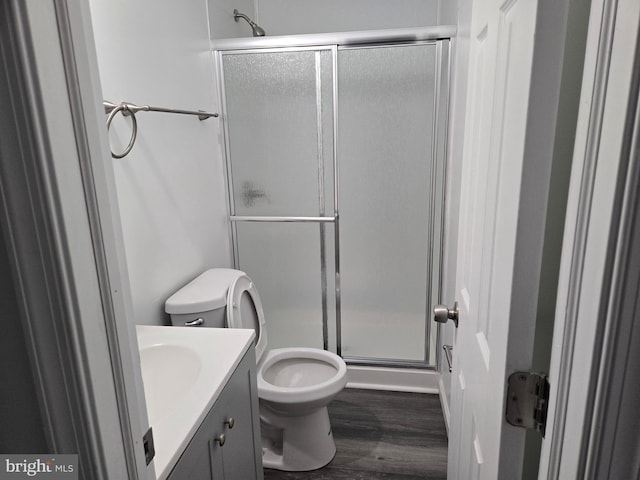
[226,275,347,406]
[258,347,348,405]
[226,274,267,362]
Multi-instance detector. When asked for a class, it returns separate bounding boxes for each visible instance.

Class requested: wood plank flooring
[263,388,448,480]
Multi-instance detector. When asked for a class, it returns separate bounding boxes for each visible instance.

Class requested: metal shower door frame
[215,31,451,369]
[216,44,337,355]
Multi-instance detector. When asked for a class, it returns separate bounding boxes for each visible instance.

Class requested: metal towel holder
[103,100,219,159]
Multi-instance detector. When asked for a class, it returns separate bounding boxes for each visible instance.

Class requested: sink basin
[136,325,255,480]
[139,344,201,424]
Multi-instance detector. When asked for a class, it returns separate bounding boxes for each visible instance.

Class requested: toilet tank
[165,269,246,328]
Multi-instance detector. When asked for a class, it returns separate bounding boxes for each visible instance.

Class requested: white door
[446,0,569,478]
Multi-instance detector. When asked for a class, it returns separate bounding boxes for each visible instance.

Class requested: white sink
[136,325,255,480]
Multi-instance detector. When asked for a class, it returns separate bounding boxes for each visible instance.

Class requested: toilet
[164,268,348,471]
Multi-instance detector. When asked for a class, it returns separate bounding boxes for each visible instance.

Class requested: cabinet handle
[224,417,235,429]
[215,433,225,447]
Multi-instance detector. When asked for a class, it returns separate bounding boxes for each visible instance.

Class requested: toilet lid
[226,274,268,362]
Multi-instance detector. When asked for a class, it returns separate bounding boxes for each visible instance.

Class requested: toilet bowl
[165,268,348,472]
[258,347,347,414]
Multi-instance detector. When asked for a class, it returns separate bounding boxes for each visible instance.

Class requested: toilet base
[260,405,336,471]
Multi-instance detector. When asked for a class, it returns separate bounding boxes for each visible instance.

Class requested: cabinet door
[167,419,224,479]
[168,348,262,480]
[214,350,263,480]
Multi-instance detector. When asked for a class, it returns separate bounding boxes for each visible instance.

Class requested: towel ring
[103,100,218,158]
[106,104,138,159]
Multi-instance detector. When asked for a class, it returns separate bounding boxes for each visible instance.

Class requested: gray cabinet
[168,348,263,480]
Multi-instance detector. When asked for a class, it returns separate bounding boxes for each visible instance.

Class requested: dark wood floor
[264,388,448,480]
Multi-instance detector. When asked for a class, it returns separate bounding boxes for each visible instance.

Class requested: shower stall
[215,28,451,368]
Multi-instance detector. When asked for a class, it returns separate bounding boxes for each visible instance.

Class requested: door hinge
[505,372,549,437]
[143,427,155,465]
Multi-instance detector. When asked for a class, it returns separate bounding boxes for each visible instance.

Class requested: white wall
[89,0,231,325]
[208,0,258,39]
[438,0,459,26]
[257,0,439,36]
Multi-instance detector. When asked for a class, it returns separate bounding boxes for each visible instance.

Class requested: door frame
[0,1,152,478]
[540,0,640,477]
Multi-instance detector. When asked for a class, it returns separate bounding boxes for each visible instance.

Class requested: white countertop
[136,325,255,480]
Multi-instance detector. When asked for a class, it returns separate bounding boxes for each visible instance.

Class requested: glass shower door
[337,43,441,364]
[220,48,336,351]
[218,39,449,367]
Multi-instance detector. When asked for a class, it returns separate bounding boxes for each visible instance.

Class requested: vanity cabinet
[167,348,264,480]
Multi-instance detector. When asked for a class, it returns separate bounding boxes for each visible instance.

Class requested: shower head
[233,9,266,37]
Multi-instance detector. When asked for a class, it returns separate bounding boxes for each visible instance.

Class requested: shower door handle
[433,302,459,328]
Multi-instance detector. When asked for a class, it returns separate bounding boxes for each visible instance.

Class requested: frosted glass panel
[223,50,334,216]
[235,222,335,351]
[338,44,437,361]
[221,41,447,366]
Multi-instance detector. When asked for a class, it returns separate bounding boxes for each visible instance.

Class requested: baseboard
[438,375,450,436]
[346,365,439,394]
